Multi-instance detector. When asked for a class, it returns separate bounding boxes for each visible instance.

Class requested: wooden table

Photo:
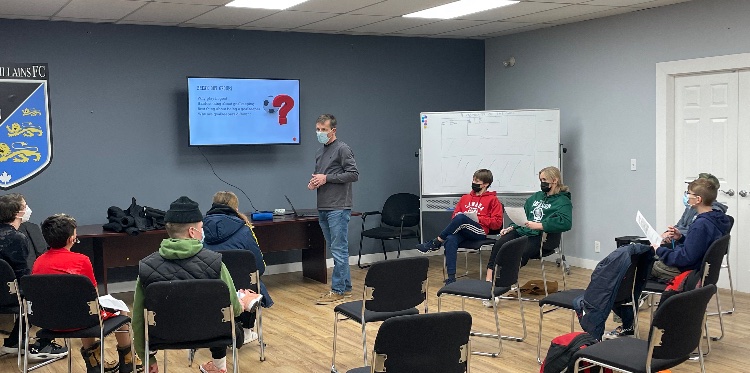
[76,215,326,294]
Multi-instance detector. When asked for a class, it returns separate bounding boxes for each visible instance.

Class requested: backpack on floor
[541,332,609,373]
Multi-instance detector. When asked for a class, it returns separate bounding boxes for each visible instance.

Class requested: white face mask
[20,206,31,223]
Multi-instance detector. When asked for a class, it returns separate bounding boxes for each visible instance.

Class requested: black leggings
[208,320,247,358]
[486,231,546,269]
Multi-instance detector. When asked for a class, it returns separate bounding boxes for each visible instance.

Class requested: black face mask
[540,181,552,193]
[471,183,482,193]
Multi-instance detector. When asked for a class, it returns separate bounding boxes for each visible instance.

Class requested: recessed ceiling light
[225,0,310,10]
[403,0,519,19]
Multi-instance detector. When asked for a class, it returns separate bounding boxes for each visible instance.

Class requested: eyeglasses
[684,191,697,198]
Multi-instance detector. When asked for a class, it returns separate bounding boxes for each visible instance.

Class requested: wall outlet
[594,240,601,253]
[630,158,637,171]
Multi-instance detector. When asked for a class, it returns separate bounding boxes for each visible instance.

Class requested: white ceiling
[0,0,693,39]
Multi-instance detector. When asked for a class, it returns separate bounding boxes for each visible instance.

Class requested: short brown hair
[687,178,717,206]
[42,214,77,248]
[473,169,493,185]
[0,193,24,224]
[316,114,337,129]
[165,222,196,238]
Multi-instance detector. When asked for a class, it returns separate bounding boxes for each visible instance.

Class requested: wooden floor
[1,254,747,373]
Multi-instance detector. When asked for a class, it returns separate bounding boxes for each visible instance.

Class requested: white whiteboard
[420,109,560,195]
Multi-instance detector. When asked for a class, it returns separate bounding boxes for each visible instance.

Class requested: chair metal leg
[381,240,387,260]
[331,313,339,373]
[537,306,544,364]
[361,320,368,367]
[709,258,735,316]
[257,306,265,361]
[710,293,725,341]
[163,350,168,373]
[397,236,402,258]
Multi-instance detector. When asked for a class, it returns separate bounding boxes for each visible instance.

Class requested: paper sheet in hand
[98,294,130,312]
[505,207,528,226]
[635,211,662,247]
[461,211,478,223]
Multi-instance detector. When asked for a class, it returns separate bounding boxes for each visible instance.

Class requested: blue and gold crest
[0,63,51,189]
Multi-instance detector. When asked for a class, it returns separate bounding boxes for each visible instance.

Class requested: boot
[117,345,144,373]
[80,341,119,373]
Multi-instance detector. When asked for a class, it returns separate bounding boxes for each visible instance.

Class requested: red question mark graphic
[272,95,295,125]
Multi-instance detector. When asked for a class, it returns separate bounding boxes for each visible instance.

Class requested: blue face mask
[683,193,690,208]
[316,131,329,144]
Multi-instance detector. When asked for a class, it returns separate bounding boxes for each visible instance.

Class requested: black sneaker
[416,239,441,254]
[602,326,634,340]
[443,276,456,285]
[27,340,68,361]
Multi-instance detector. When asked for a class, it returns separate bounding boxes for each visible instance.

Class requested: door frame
[656,52,750,229]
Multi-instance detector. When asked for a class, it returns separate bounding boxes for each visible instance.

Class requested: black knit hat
[164,196,202,223]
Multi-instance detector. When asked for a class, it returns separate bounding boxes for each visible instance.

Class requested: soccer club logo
[0,63,52,189]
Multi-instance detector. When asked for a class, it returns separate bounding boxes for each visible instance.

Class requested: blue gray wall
[0,19,484,264]
[485,0,749,263]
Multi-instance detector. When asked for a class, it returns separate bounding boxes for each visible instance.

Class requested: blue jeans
[319,209,352,294]
[439,214,485,276]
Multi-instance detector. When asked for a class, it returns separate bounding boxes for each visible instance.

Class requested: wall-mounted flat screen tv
[188,77,300,145]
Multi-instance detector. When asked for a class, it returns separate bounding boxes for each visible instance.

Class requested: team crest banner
[0,63,51,189]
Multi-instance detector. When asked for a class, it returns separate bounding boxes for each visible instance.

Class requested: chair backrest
[0,259,20,308]
[493,236,528,288]
[649,284,715,360]
[381,193,420,228]
[371,311,471,373]
[698,234,731,287]
[144,279,233,345]
[216,249,258,292]
[20,274,100,330]
[726,215,734,233]
[364,256,429,313]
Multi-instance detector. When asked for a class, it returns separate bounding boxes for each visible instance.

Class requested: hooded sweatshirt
[204,204,265,274]
[512,190,572,236]
[673,200,728,236]
[452,190,503,234]
[656,209,731,272]
[132,238,242,361]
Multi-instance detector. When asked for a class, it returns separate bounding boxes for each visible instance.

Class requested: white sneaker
[482,297,499,308]
[243,329,258,345]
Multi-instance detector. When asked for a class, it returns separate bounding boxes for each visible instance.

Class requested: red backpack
[541,332,612,373]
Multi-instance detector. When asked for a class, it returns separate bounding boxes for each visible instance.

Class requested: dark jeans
[438,214,485,276]
[486,231,545,269]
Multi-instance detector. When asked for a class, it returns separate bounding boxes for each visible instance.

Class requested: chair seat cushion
[644,281,667,293]
[335,301,419,323]
[572,336,689,373]
[345,367,371,373]
[362,227,418,240]
[459,239,496,250]
[539,289,585,308]
[149,337,235,351]
[437,279,511,299]
[36,315,131,339]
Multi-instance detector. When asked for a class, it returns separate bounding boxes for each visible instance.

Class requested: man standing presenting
[308,114,359,305]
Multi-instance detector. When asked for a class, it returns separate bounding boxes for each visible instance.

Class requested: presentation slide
[188,77,300,145]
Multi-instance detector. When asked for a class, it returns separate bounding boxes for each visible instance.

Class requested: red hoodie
[452,190,503,234]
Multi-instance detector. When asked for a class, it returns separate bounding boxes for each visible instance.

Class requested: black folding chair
[358,193,420,268]
[20,274,133,373]
[345,311,472,373]
[143,279,238,373]
[0,259,24,370]
[216,249,265,361]
[331,257,429,373]
[572,285,716,373]
[712,215,735,316]
[453,229,500,280]
[531,232,567,298]
[437,236,528,357]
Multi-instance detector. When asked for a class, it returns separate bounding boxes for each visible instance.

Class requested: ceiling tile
[348,17,437,33]
[548,6,638,24]
[297,13,391,31]
[0,14,54,21]
[629,0,692,9]
[183,6,276,26]
[289,0,385,13]
[354,0,457,16]
[481,23,555,37]
[507,4,618,23]
[438,20,533,37]
[150,0,230,5]
[524,0,592,3]
[456,1,569,21]
[123,2,216,23]
[245,10,336,29]
[0,0,69,17]
[393,19,490,36]
[116,19,181,26]
[55,0,147,21]
[583,0,654,5]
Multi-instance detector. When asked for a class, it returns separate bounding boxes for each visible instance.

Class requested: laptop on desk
[285,195,319,217]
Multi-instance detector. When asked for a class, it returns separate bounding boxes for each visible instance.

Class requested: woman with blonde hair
[485,166,572,280]
[203,191,273,345]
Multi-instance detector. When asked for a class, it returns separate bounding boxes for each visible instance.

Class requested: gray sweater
[315,139,358,210]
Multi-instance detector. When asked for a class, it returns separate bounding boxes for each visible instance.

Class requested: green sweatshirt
[132,238,242,362]
[512,190,572,236]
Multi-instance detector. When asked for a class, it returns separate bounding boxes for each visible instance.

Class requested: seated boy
[605,178,731,339]
[416,169,503,284]
[34,214,143,372]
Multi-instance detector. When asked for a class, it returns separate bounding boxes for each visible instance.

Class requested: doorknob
[720,189,735,197]
[740,190,748,197]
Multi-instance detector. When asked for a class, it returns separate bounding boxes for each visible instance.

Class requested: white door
[735,71,750,293]
[674,71,745,292]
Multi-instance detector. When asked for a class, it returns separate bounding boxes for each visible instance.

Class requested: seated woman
[485,166,572,282]
[203,191,273,345]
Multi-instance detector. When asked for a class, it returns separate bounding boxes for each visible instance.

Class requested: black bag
[541,332,600,373]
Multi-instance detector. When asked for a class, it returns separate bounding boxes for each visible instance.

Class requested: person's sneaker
[1,344,24,355]
[316,291,346,305]
[415,239,441,254]
[243,328,259,345]
[27,340,68,361]
[602,326,634,340]
[482,297,499,308]
[443,276,456,285]
[200,361,227,373]
[343,290,353,298]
